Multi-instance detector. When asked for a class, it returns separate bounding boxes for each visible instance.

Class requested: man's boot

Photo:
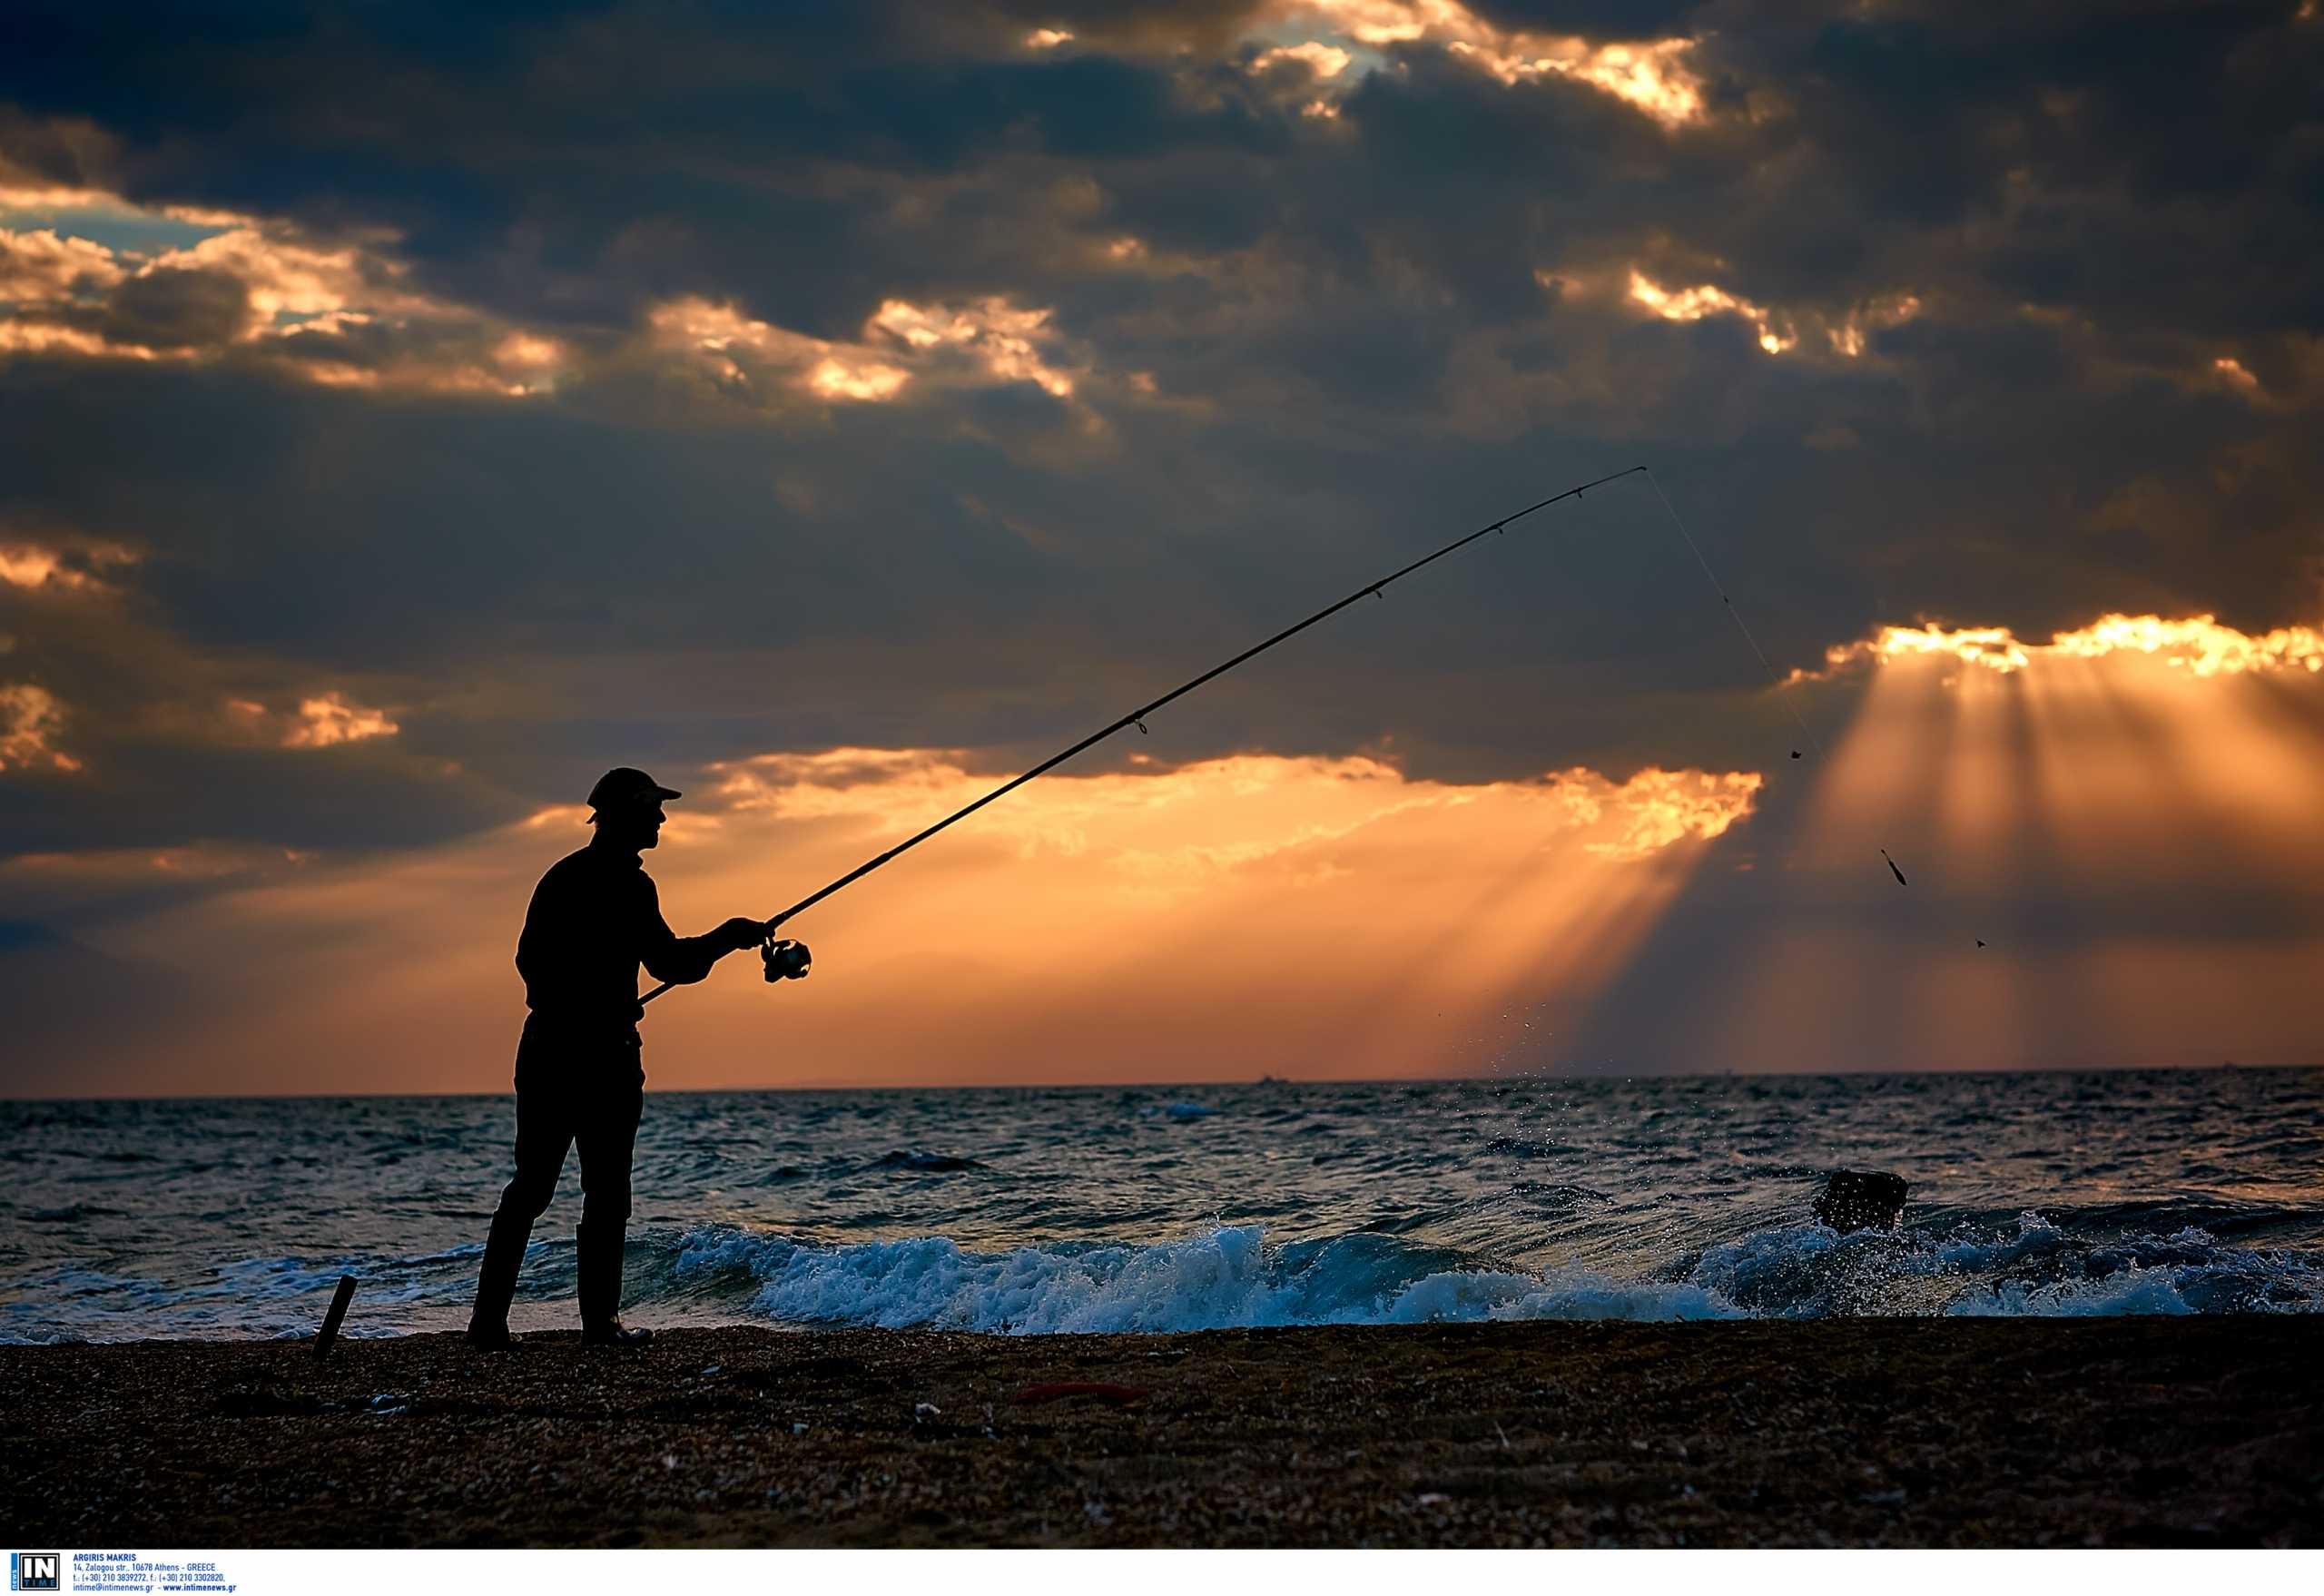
[576,1218,651,1347]
[465,1206,530,1350]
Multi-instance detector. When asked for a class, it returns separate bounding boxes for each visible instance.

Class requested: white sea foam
[674,1222,1746,1332]
[1945,1268,2201,1316]
[666,1215,2324,1333]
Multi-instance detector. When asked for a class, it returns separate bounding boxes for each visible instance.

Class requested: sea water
[4,1068,2319,1341]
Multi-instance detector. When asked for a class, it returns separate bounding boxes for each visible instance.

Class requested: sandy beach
[5,1318,2318,1548]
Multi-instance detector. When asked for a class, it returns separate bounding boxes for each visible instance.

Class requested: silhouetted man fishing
[466,767,771,1349]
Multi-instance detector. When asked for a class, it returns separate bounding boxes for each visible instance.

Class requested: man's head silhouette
[587,766,682,852]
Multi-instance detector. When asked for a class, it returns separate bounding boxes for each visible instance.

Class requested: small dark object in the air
[314,1274,358,1358]
[1010,1381,1150,1408]
[1977,939,1987,947]
[1813,1170,1908,1233]
[1791,750,1801,759]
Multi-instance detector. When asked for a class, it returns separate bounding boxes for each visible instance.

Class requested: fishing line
[1640,469,1827,764]
[642,465,1645,1004]
[644,462,1911,1006]
[1640,468,1925,904]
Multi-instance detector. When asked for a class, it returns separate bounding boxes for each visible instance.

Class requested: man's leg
[574,1076,646,1344]
[468,1081,577,1344]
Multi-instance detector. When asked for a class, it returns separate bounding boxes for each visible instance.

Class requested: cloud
[227,691,402,749]
[0,680,78,772]
[706,745,1758,877]
[643,291,1086,415]
[1275,0,1707,123]
[1,188,572,394]
[869,296,1079,398]
[1809,612,2324,681]
[1250,41,1354,79]
[0,536,134,592]
[1620,268,1927,360]
[90,263,253,349]
[0,224,123,300]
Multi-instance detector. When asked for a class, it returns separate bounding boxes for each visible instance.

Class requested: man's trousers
[468,1020,645,1332]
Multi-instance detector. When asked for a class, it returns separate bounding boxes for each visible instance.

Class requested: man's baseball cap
[586,766,682,815]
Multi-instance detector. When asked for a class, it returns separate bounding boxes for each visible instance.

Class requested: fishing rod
[641,463,1650,1004]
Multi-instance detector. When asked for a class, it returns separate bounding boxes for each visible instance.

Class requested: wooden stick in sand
[314,1275,357,1358]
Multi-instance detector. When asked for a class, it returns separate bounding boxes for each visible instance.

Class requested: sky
[2,1,2320,1097]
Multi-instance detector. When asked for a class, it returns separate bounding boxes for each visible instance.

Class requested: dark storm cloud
[79,264,252,348]
[2,2,1295,335]
[2,0,2320,970]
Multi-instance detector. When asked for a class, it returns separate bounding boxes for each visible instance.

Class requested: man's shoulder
[537,844,596,882]
[535,844,643,892]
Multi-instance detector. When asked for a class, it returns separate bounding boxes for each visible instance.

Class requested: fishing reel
[761,935,812,982]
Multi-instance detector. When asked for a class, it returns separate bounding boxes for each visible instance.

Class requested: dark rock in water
[1814,1169,1908,1232]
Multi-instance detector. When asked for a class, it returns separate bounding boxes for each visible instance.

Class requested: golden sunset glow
[1622,273,1928,360]
[651,294,1078,406]
[59,751,1758,1092]
[2214,354,2260,392]
[806,356,911,402]
[2049,614,2324,675]
[1282,2,1706,124]
[0,320,158,360]
[254,692,403,748]
[0,540,134,592]
[1815,614,2324,679]
[648,297,907,402]
[0,681,79,772]
[1447,35,1702,121]
[0,226,126,300]
[1674,622,2324,1073]
[868,298,1078,399]
[0,191,574,397]
[1628,270,1796,354]
[1251,42,1353,79]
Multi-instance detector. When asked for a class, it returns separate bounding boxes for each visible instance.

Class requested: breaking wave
[665,1212,2324,1335]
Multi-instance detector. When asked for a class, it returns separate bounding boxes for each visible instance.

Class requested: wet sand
[5,1319,2319,1547]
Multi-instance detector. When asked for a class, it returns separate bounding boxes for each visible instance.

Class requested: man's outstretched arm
[638,879,763,987]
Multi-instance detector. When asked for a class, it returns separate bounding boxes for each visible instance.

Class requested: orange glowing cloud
[0,681,80,773]
[0,226,126,301]
[647,297,911,401]
[1251,41,1354,79]
[1810,614,2324,681]
[708,749,1758,882]
[0,538,136,594]
[868,298,1078,399]
[650,294,1081,408]
[225,691,401,749]
[1628,269,1796,354]
[1623,271,1923,359]
[0,190,569,396]
[1277,2,1706,125]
